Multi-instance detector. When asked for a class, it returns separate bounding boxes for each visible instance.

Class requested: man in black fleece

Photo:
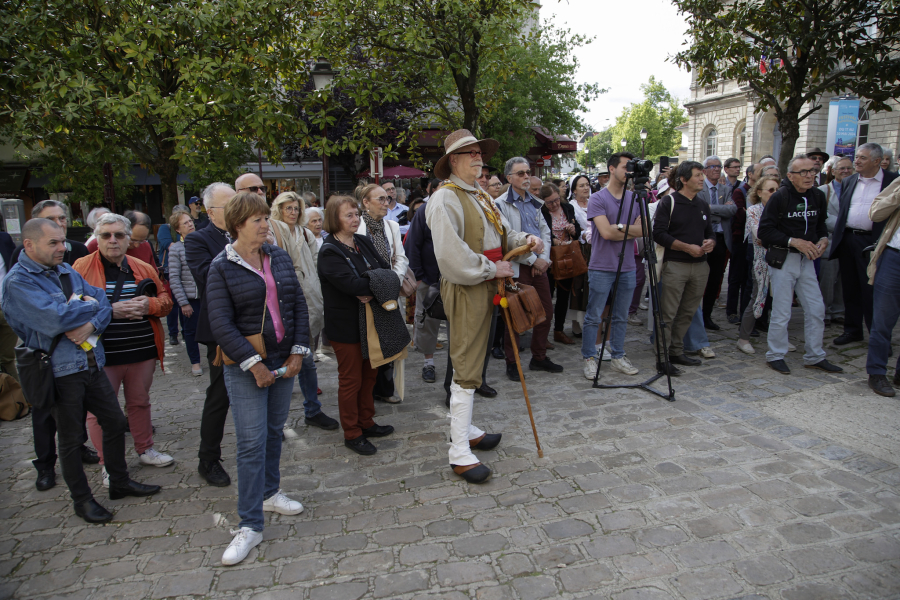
[757,154,843,375]
[653,161,715,374]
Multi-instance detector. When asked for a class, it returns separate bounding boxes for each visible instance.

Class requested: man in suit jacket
[185,182,234,487]
[830,143,900,345]
[808,148,830,187]
[695,156,737,330]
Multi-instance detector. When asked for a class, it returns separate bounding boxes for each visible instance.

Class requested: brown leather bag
[213,302,268,366]
[549,242,587,280]
[504,281,546,334]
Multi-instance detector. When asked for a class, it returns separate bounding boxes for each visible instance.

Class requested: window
[705,128,718,158]
[735,125,746,159]
[857,106,870,147]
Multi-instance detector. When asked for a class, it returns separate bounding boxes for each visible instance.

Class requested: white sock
[424,358,434,367]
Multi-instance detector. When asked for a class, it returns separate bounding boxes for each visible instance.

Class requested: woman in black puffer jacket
[206,191,310,567]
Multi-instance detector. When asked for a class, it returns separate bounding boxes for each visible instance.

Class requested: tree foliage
[0,0,305,213]
[672,0,900,173]
[578,77,685,169]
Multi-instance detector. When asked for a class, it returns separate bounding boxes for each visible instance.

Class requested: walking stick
[496,242,543,458]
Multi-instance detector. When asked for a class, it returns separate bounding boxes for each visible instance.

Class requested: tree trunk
[776,113,800,176]
[155,156,181,217]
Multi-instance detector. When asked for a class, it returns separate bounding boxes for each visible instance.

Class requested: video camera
[626,159,653,178]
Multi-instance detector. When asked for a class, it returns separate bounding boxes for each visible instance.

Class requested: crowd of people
[1,130,899,567]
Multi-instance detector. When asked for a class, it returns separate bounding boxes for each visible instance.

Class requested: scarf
[442,180,504,235]
[362,212,391,263]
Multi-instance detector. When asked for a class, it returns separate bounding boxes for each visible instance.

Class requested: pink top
[262,255,285,343]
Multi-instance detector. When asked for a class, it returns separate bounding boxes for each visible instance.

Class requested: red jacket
[73,251,172,370]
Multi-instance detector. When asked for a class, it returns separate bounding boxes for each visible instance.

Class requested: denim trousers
[223,365,293,532]
[166,304,183,338]
[181,299,202,365]
[683,307,710,353]
[867,249,900,375]
[582,269,636,360]
[297,352,322,418]
[52,366,129,504]
[767,253,826,364]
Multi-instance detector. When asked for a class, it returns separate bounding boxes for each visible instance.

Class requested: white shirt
[846,170,884,231]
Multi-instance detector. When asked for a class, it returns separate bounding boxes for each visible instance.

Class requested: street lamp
[620,138,627,148]
[310,59,338,197]
[640,128,648,159]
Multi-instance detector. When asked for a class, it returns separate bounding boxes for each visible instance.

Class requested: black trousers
[198,343,231,463]
[548,274,572,332]
[837,230,876,337]
[726,237,751,317]
[445,307,498,394]
[702,232,729,319]
[52,367,128,504]
[31,402,89,472]
[373,363,395,399]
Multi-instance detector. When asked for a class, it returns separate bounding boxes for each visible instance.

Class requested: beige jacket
[866,177,900,284]
[271,219,324,337]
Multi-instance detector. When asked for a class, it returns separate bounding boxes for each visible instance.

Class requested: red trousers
[504,268,554,362]
[331,341,377,440]
[87,359,156,464]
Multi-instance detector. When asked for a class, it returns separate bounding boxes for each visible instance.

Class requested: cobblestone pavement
[1,305,899,600]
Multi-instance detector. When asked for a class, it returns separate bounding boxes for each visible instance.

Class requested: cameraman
[580,152,644,379]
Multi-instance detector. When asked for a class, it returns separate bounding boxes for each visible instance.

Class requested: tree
[0,0,306,214]
[38,145,136,210]
[578,77,685,169]
[672,0,900,173]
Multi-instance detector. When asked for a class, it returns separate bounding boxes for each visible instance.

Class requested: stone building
[683,70,900,164]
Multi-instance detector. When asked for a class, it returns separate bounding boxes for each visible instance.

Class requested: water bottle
[272,366,288,377]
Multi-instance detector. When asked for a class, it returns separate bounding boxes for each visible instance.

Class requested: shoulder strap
[273,221,285,249]
[48,272,74,356]
[111,266,129,303]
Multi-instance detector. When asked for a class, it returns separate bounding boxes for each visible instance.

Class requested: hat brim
[809,150,830,161]
[434,138,500,180]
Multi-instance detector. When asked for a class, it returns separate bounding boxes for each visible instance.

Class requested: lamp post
[311,59,338,198]
[640,128,648,159]
[621,137,627,149]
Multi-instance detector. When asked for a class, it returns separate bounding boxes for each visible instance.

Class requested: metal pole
[322,125,329,198]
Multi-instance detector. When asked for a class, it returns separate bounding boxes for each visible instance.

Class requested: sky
[541,0,693,134]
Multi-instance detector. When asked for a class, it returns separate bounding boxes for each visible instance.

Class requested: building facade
[683,71,900,164]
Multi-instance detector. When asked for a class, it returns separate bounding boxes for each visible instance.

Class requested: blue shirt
[511,190,542,237]
[386,202,410,235]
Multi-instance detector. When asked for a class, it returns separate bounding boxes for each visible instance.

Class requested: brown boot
[554,330,575,345]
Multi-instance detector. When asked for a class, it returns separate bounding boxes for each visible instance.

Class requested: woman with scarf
[540,183,581,345]
[356,184,410,404]
[567,174,593,338]
[318,196,396,455]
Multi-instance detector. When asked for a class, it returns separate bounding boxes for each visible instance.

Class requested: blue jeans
[181,299,202,365]
[582,269,636,360]
[683,307,710,353]
[297,352,321,418]
[867,249,900,375]
[223,365,294,531]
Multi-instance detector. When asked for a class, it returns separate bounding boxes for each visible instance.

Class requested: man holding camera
[653,161,715,374]
[581,152,644,379]
[757,154,842,375]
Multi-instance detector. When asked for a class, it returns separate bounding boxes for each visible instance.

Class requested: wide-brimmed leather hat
[434,129,499,180]
[807,147,830,162]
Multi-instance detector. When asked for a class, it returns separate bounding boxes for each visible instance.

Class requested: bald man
[185,182,237,487]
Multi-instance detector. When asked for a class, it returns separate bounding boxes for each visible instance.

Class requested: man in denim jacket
[2,219,160,523]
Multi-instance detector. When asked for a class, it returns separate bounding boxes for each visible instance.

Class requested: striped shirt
[101,255,157,366]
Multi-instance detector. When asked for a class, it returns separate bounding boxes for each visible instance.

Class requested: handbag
[14,272,72,411]
[422,282,447,321]
[765,245,789,269]
[0,373,30,421]
[213,302,268,366]
[504,281,546,334]
[549,242,587,280]
[400,267,417,298]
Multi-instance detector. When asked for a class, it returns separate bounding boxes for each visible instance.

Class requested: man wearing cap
[426,129,543,484]
[807,148,829,187]
[596,165,610,189]
[189,196,210,230]
[830,143,899,345]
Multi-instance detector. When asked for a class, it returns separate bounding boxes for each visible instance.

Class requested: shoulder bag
[213,301,268,366]
[422,281,447,321]
[14,272,73,411]
[653,197,675,279]
[0,374,29,421]
[549,242,587,280]
[764,197,790,270]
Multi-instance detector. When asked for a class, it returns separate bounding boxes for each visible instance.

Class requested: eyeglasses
[725,164,741,169]
[207,204,227,212]
[453,150,483,159]
[789,169,818,176]
[511,170,532,177]
[488,183,502,188]
[705,165,722,170]
[282,206,300,213]
[97,232,128,240]
[369,196,390,204]
[239,186,267,194]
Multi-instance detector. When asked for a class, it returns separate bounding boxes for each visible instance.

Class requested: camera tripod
[590,172,675,402]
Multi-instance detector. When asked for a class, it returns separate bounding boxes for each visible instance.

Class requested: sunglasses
[98,232,128,240]
[239,186,267,193]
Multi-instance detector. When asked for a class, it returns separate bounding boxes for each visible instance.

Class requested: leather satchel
[213,302,268,366]
[422,282,447,321]
[504,281,546,334]
[549,242,587,280]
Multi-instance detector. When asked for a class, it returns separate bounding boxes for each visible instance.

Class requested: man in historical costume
[426,129,544,484]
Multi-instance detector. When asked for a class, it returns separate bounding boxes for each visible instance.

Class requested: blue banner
[833,99,860,158]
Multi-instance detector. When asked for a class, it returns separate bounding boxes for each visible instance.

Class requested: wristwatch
[616,223,625,232]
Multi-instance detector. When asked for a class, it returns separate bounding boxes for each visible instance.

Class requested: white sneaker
[595,346,613,361]
[101,466,109,488]
[572,320,582,335]
[698,347,716,359]
[191,364,203,377]
[639,301,649,311]
[583,357,599,380]
[221,527,263,566]
[787,342,797,352]
[262,489,304,515]
[610,356,639,376]
[140,447,174,467]
[736,340,755,354]
[627,314,643,326]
